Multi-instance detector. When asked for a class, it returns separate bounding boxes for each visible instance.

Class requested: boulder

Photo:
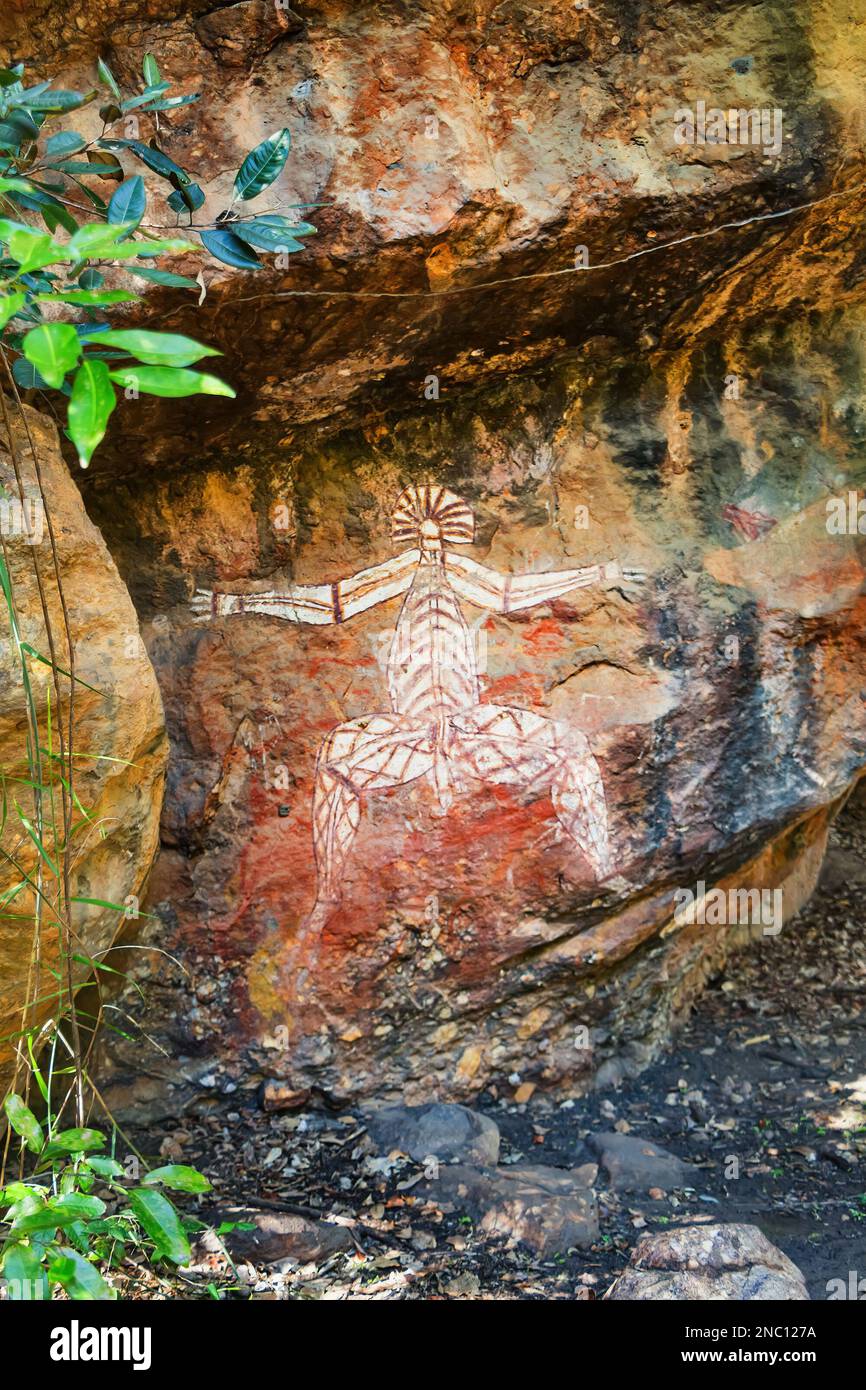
[420,1162,599,1256]
[364,1102,500,1165]
[0,403,167,1089]
[587,1133,698,1193]
[606,1224,810,1301]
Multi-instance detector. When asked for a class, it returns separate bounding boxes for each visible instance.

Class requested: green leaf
[14,80,52,102]
[0,109,40,143]
[84,1155,124,1178]
[237,213,317,244]
[3,1094,44,1154]
[1,1182,45,1204]
[48,1246,114,1300]
[84,328,220,366]
[45,130,86,156]
[233,128,291,201]
[66,221,135,258]
[67,359,116,468]
[0,291,25,330]
[6,228,69,273]
[128,265,199,289]
[11,357,51,390]
[231,218,309,253]
[10,187,79,235]
[107,175,145,230]
[14,1193,105,1233]
[12,89,92,113]
[48,160,120,176]
[0,215,33,238]
[67,222,194,260]
[118,140,190,186]
[2,1243,48,1300]
[109,365,235,398]
[97,58,121,100]
[40,1126,105,1158]
[200,226,262,270]
[14,801,61,873]
[129,1187,191,1264]
[119,85,171,115]
[167,182,205,214]
[35,289,139,306]
[142,94,200,113]
[22,323,81,388]
[142,53,161,87]
[52,1194,106,1220]
[142,1164,212,1194]
[0,175,36,192]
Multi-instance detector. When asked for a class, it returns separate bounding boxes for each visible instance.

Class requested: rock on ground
[199,1211,353,1267]
[587,1132,698,1193]
[364,1102,500,1165]
[606,1224,810,1301]
[420,1162,599,1257]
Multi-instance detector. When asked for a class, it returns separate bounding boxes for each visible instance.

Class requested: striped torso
[387,555,479,721]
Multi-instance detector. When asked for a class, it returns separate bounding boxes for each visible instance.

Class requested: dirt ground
[127,796,866,1300]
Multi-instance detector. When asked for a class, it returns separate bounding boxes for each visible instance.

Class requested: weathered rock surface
[0,404,167,1087]
[5,3,865,1111]
[587,1132,697,1193]
[364,1102,500,1165]
[420,1162,599,1256]
[605,1223,810,1301]
[198,1210,353,1265]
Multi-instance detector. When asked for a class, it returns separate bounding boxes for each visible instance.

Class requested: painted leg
[448,703,612,880]
[298,713,435,951]
[550,739,611,878]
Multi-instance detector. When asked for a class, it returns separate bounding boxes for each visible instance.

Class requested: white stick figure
[192,485,643,946]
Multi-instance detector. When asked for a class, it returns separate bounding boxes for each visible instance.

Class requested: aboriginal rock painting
[193,486,642,941]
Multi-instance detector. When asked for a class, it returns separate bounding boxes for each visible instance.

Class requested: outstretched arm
[444,551,643,613]
[191,547,420,625]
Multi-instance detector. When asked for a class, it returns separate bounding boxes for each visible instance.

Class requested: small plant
[1,1092,211,1300]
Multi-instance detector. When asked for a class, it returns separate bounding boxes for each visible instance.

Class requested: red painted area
[170,591,633,1038]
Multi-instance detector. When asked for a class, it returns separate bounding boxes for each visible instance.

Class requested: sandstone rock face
[605,1224,810,1301]
[9,4,864,1110]
[0,405,167,1086]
